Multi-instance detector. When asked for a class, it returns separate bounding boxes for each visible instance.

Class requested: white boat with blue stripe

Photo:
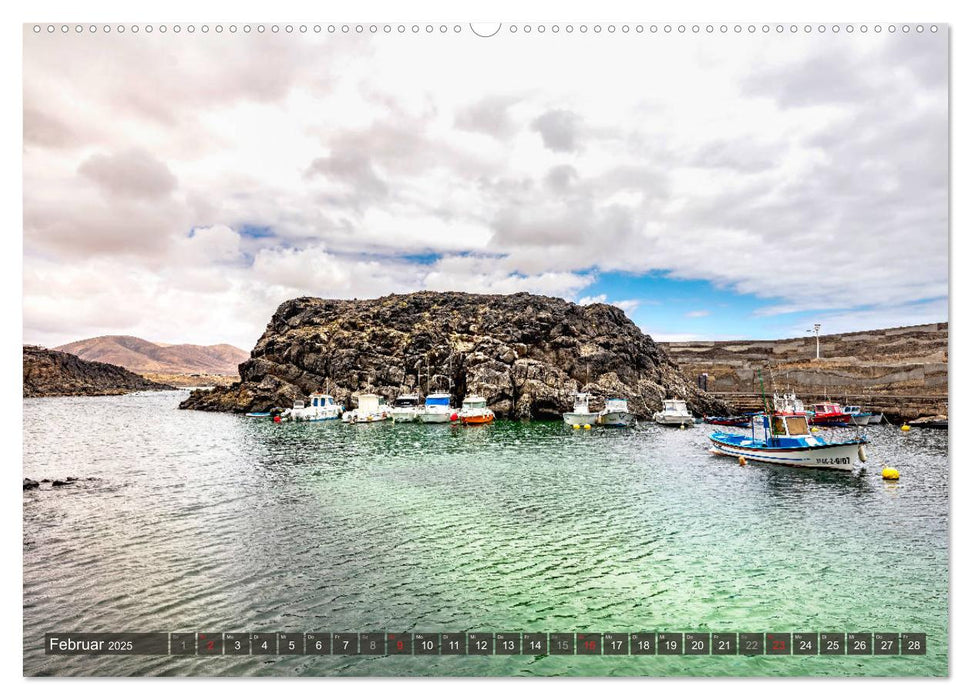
[709,413,867,471]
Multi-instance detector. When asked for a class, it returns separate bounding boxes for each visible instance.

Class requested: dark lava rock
[51,479,69,487]
[180,292,727,420]
[23,345,174,398]
[23,478,39,490]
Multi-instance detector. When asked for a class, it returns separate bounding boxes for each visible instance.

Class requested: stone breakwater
[660,323,948,421]
[180,291,728,419]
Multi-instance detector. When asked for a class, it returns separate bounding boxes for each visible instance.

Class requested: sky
[22,24,948,349]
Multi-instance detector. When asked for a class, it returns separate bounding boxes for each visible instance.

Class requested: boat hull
[868,413,883,425]
[849,414,872,426]
[461,414,494,425]
[344,412,389,424]
[563,412,598,426]
[809,413,853,426]
[704,416,750,427]
[709,434,865,470]
[654,413,694,427]
[598,411,634,427]
[419,411,454,424]
[391,409,421,423]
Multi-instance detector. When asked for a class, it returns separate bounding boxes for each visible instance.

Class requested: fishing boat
[843,405,873,426]
[289,393,343,421]
[563,393,599,426]
[459,395,494,425]
[598,398,635,427]
[420,392,456,423]
[709,412,868,471]
[390,393,422,423]
[808,402,853,427]
[653,399,694,427]
[342,393,390,424]
[704,414,752,427]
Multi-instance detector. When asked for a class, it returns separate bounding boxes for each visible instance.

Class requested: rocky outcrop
[23,346,174,397]
[180,292,727,419]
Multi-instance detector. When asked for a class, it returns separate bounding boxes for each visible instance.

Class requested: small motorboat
[420,392,457,423]
[289,393,343,422]
[709,412,868,471]
[390,393,422,423]
[459,395,494,425]
[653,399,694,427]
[843,405,873,426]
[563,392,598,427]
[808,402,853,427]
[598,398,635,427]
[343,394,390,424]
[245,411,272,418]
[868,412,884,425]
[908,415,948,429]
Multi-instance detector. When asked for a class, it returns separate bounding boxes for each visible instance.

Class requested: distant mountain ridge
[55,335,247,376]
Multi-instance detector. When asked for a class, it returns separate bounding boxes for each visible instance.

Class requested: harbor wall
[660,322,948,422]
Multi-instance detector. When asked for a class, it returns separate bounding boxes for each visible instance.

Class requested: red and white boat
[807,402,853,427]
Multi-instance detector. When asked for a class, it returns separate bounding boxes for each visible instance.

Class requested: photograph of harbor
[22,23,947,677]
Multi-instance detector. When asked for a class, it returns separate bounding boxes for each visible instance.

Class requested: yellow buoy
[583,424,592,430]
[572,424,581,430]
[739,456,747,466]
[882,466,900,480]
[680,424,686,430]
[902,424,911,432]
[811,427,820,433]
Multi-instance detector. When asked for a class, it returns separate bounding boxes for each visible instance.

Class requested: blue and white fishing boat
[843,405,874,426]
[420,392,456,423]
[289,393,343,421]
[709,412,868,471]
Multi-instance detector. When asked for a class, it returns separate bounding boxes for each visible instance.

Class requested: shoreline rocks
[180,291,728,419]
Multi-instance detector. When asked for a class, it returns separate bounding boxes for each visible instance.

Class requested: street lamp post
[806,323,821,360]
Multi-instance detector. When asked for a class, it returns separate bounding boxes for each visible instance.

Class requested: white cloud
[22,29,947,348]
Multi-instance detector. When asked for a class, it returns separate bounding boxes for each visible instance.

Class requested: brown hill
[24,346,174,397]
[55,335,248,376]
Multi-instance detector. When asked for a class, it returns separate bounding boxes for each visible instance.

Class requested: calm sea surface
[23,391,948,676]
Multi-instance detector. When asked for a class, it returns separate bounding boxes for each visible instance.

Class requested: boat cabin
[573,393,592,412]
[844,405,862,414]
[425,393,451,407]
[393,394,420,408]
[356,394,384,413]
[462,396,487,410]
[309,393,336,408]
[754,412,818,447]
[604,398,628,412]
[770,413,810,436]
[813,403,843,414]
[662,399,689,414]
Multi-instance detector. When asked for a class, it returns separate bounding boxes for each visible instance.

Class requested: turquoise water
[23,391,948,676]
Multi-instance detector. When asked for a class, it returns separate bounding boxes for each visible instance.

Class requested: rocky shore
[23,346,174,398]
[180,292,727,419]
